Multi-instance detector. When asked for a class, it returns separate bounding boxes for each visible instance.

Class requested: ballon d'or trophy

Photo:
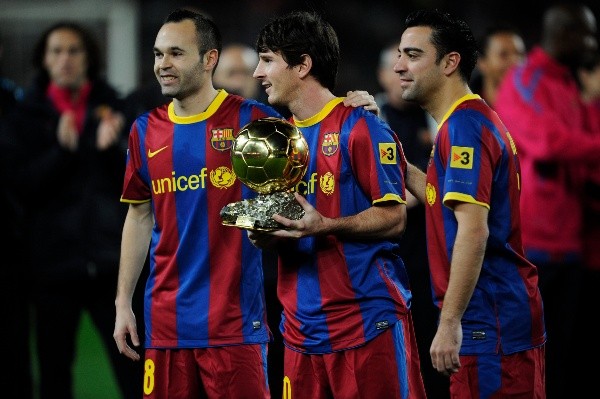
[220,117,309,230]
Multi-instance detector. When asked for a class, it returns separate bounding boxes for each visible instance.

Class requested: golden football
[231,117,309,194]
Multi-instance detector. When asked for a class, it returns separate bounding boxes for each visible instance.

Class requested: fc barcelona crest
[211,128,234,151]
[321,132,339,156]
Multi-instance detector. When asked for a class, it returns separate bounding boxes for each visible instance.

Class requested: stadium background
[4,0,599,99]
[2,0,598,398]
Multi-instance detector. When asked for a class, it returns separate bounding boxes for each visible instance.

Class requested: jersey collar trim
[168,89,228,124]
[294,97,344,127]
[438,93,481,129]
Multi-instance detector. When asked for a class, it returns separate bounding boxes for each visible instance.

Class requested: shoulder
[346,103,393,133]
[446,102,489,135]
[446,102,510,147]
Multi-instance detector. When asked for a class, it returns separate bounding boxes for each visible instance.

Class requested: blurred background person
[3,21,143,399]
[575,50,600,396]
[578,51,600,275]
[374,40,447,399]
[470,23,526,108]
[578,51,600,108]
[214,41,291,118]
[495,4,599,398]
[0,32,31,399]
[213,42,260,99]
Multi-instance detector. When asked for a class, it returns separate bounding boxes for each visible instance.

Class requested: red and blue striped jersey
[279,98,411,354]
[426,94,546,355]
[121,90,282,348]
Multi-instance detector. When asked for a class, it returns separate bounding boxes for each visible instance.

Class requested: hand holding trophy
[220,117,309,230]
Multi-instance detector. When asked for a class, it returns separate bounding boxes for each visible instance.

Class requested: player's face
[153,20,205,100]
[254,50,299,107]
[393,26,444,105]
[394,26,444,105]
[478,33,525,85]
[43,28,88,90]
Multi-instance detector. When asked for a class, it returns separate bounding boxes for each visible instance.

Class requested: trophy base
[220,191,305,231]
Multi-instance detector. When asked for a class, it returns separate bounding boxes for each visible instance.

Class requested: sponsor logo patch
[147,145,169,158]
[379,143,397,164]
[450,146,473,169]
[210,166,236,189]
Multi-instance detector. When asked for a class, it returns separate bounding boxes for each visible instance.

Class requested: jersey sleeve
[121,121,151,203]
[439,112,494,209]
[348,111,406,205]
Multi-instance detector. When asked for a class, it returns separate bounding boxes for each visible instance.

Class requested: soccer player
[394,10,546,398]
[113,9,279,398]
[248,11,426,399]
[113,8,381,399]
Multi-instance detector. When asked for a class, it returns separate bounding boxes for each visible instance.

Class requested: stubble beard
[401,86,419,104]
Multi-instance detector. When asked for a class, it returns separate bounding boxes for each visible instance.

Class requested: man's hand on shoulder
[344,90,379,116]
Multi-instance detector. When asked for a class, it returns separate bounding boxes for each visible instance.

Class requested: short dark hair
[405,9,479,82]
[255,11,339,91]
[32,22,101,83]
[164,8,222,58]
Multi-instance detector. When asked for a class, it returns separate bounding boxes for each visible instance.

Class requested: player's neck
[425,82,472,124]
[289,81,335,121]
[173,85,219,117]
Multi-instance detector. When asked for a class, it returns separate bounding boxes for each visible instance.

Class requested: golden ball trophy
[220,117,309,230]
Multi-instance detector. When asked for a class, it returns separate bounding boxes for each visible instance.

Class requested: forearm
[440,205,488,324]
[406,162,427,204]
[440,236,485,324]
[115,203,153,307]
[323,202,406,240]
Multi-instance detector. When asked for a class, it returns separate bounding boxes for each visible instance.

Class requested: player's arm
[270,192,406,240]
[405,162,427,204]
[430,202,488,375]
[114,201,153,361]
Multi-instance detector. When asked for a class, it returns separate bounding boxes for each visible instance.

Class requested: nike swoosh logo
[147,146,169,158]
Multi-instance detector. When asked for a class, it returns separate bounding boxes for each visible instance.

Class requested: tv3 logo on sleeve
[450,146,473,169]
[378,143,397,165]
